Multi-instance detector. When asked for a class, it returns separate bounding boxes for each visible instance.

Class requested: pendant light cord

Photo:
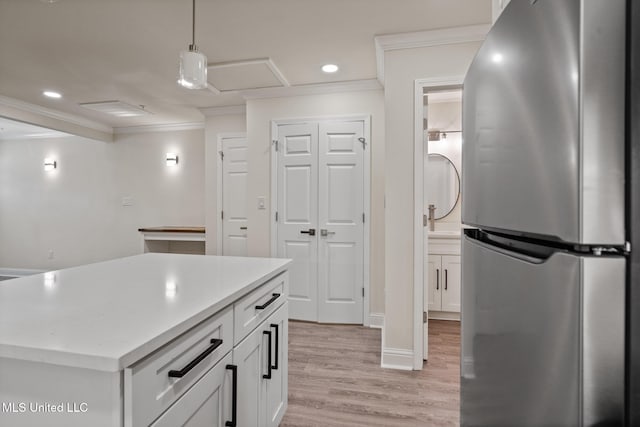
[192,0,196,48]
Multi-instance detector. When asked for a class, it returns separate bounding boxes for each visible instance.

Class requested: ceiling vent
[79,101,152,117]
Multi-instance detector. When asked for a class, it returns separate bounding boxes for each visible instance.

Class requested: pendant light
[177,0,207,89]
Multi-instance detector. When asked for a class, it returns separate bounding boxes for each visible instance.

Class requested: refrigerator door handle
[466,233,547,265]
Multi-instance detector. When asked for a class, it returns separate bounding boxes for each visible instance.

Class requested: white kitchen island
[0,253,290,427]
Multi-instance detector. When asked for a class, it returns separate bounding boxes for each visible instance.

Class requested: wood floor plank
[281,320,460,426]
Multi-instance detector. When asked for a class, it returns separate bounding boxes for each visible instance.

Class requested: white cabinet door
[233,324,267,427]
[222,136,248,256]
[276,123,319,322]
[427,255,442,312]
[441,255,461,313]
[150,352,233,427]
[317,121,364,323]
[264,303,288,427]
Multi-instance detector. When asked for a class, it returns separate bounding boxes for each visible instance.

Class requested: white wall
[246,90,386,316]
[383,42,482,359]
[0,128,205,269]
[203,113,247,254]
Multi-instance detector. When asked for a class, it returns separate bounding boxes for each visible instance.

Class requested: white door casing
[219,135,248,256]
[276,123,319,322]
[273,117,369,324]
[317,121,365,323]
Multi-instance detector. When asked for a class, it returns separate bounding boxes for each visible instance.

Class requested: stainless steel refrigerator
[460,0,637,425]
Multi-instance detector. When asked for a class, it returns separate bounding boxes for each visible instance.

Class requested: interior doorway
[414,78,463,366]
[271,116,371,324]
[217,133,249,257]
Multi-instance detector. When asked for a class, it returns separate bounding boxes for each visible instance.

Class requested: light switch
[257,197,266,210]
[122,196,134,207]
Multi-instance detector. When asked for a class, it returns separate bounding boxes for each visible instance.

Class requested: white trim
[368,313,384,329]
[374,24,490,84]
[270,114,372,326]
[216,132,247,255]
[114,122,204,135]
[242,79,381,100]
[0,94,112,134]
[381,347,414,371]
[414,77,464,369]
[200,105,246,117]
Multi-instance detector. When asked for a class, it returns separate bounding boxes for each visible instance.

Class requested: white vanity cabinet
[427,233,461,320]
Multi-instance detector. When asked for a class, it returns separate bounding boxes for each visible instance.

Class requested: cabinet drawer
[234,272,288,345]
[125,307,233,427]
[150,352,233,427]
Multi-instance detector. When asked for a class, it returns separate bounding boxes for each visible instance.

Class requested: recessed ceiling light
[322,64,339,73]
[43,91,62,99]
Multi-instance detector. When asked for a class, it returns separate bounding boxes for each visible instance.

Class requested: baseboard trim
[368,313,384,329]
[381,347,414,371]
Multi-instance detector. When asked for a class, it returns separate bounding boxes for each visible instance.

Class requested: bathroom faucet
[428,204,436,231]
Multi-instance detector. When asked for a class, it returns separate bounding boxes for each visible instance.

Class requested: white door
[317,122,365,323]
[276,120,365,324]
[276,123,319,322]
[221,136,248,256]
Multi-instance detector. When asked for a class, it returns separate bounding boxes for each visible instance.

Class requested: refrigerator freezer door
[462,0,625,245]
[461,234,624,426]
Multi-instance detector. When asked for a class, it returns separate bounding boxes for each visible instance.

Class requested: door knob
[320,229,335,237]
[300,228,316,236]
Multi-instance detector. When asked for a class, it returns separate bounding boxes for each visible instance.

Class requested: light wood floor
[281,320,460,427]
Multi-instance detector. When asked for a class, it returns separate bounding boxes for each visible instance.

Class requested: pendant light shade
[178,0,207,89]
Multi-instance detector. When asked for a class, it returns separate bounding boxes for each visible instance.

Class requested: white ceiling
[0,0,490,132]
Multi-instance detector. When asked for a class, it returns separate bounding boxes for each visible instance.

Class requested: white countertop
[0,253,290,372]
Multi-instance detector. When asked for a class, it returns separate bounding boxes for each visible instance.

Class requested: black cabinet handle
[445,269,448,290]
[225,364,237,427]
[436,269,439,290]
[168,338,223,378]
[270,323,279,370]
[263,331,272,379]
[240,226,247,230]
[300,228,316,236]
[255,293,280,310]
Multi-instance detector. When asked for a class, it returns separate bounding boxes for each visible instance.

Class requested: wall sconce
[44,158,57,171]
[166,153,179,166]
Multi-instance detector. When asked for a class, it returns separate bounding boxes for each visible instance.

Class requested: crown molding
[374,24,491,85]
[241,79,382,100]
[0,94,113,134]
[199,105,247,117]
[113,122,205,135]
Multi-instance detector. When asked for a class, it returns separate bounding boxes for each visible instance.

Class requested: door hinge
[358,137,366,149]
[423,214,428,227]
[423,311,428,323]
[273,140,278,152]
[219,150,224,160]
[221,210,224,220]
[362,213,365,223]
[275,211,278,222]
[362,287,365,297]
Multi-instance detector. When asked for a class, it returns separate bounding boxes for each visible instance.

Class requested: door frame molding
[270,114,372,326]
[414,77,464,368]
[216,132,247,255]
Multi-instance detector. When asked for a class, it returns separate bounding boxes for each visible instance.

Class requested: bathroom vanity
[0,253,290,427]
[427,230,461,320]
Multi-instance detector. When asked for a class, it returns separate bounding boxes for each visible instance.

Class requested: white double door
[275,120,365,324]
[220,135,248,256]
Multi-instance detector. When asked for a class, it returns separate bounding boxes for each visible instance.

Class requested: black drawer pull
[436,269,439,290]
[255,293,280,310]
[263,330,272,379]
[445,269,448,290]
[270,323,279,370]
[168,338,223,378]
[225,364,237,427]
[240,226,247,230]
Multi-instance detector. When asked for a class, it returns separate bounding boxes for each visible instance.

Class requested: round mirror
[427,153,460,219]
